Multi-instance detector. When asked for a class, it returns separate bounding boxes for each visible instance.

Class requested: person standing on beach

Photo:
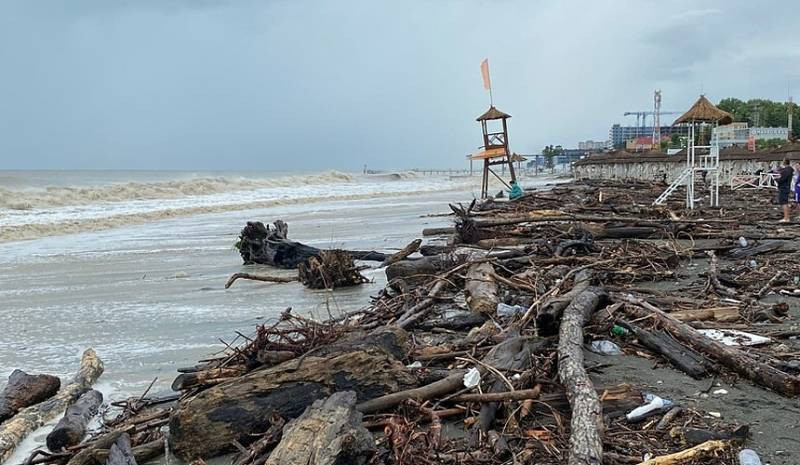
[776,159,794,222]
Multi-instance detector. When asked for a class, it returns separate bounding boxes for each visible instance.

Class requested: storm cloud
[0,0,798,170]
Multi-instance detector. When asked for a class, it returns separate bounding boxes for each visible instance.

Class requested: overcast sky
[0,0,798,171]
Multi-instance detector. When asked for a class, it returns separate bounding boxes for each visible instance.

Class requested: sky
[0,0,798,171]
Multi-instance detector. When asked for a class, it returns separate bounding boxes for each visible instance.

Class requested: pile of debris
[9,178,800,465]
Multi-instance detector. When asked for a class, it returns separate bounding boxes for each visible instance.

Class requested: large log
[0,348,104,464]
[558,287,606,465]
[265,392,374,465]
[0,370,61,422]
[536,269,594,335]
[46,389,104,451]
[169,347,415,460]
[385,252,465,283]
[237,220,388,268]
[618,321,708,379]
[464,262,499,314]
[622,296,800,396]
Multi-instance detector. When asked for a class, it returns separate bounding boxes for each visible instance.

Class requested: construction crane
[623,110,681,128]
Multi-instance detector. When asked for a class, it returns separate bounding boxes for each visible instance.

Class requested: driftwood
[169,347,415,460]
[0,348,104,463]
[618,321,708,379]
[622,297,800,396]
[0,370,60,422]
[471,336,546,443]
[237,220,388,268]
[727,240,786,259]
[105,433,137,465]
[264,392,374,465]
[171,367,246,391]
[224,273,298,288]
[297,250,369,289]
[536,269,594,335]
[380,239,422,267]
[46,389,103,451]
[229,413,285,465]
[451,387,541,403]
[91,439,163,465]
[464,262,498,313]
[356,370,466,414]
[637,439,729,465]
[669,306,740,323]
[385,252,465,284]
[558,287,606,465]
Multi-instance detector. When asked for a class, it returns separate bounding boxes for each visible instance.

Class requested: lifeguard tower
[653,95,733,208]
[470,106,517,198]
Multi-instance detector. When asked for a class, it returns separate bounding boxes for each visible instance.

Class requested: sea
[0,169,554,463]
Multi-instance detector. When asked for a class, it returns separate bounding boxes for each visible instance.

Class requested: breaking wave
[0,171,356,210]
[0,189,461,243]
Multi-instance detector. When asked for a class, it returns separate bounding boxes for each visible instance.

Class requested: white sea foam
[0,170,356,210]
[0,170,475,243]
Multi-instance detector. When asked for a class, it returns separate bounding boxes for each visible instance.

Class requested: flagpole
[489,85,493,107]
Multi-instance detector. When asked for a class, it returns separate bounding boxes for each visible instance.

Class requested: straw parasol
[476,106,511,121]
[673,95,733,125]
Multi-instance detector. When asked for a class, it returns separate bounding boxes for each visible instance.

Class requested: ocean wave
[0,170,356,210]
[365,171,421,180]
[0,187,468,243]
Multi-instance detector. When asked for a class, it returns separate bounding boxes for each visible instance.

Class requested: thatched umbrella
[673,95,733,125]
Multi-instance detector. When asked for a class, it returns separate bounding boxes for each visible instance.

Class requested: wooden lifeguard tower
[470,106,517,198]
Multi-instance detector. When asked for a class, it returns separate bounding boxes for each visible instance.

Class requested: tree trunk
[557,287,606,465]
[622,296,800,397]
[46,389,103,451]
[385,253,465,284]
[168,348,415,460]
[464,262,498,314]
[237,221,388,268]
[0,348,104,464]
[536,269,594,335]
[0,370,60,422]
[265,392,374,465]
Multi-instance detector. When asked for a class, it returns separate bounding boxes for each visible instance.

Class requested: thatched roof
[673,95,733,125]
[511,153,527,162]
[476,106,511,121]
[572,146,795,167]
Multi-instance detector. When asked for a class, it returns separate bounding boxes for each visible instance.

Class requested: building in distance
[578,140,609,151]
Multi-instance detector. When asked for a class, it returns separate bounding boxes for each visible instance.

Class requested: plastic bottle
[496,303,525,317]
[738,449,762,465]
[611,325,630,337]
[738,236,748,248]
[626,393,674,422]
[589,340,622,355]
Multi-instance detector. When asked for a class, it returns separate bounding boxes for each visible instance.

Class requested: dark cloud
[0,0,796,170]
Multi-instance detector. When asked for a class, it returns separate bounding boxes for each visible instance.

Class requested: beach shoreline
[3,177,799,464]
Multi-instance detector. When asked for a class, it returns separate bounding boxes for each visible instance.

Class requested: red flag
[480,59,491,90]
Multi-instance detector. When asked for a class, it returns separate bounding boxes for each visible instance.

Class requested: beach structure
[469,106,517,198]
[652,95,733,208]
